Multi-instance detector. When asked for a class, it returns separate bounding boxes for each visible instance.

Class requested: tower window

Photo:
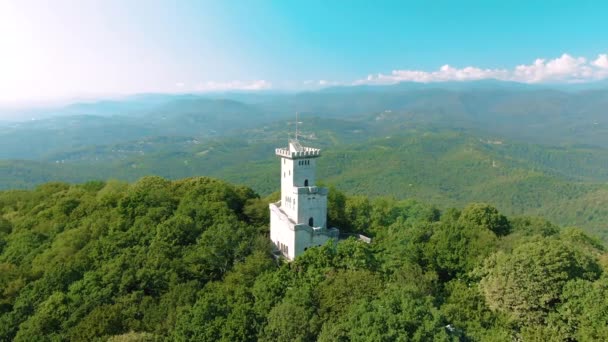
[309,217,314,227]
[304,179,309,186]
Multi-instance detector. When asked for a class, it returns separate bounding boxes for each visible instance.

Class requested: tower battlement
[275,147,321,159]
[275,139,321,159]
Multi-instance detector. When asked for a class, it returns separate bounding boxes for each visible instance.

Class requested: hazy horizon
[1,0,607,105]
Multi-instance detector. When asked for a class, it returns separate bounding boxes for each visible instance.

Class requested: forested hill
[1,176,607,341]
[5,130,608,242]
[4,85,608,244]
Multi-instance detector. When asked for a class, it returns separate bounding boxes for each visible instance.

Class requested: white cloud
[354,53,608,85]
[301,79,341,88]
[512,54,593,83]
[593,54,608,69]
[194,80,271,92]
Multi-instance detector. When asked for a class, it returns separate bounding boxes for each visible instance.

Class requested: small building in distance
[269,139,339,260]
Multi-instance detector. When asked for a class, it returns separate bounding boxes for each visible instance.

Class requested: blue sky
[1,0,607,103]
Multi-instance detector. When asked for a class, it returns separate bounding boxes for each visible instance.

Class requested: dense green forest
[4,84,608,244]
[4,130,608,242]
[1,176,607,341]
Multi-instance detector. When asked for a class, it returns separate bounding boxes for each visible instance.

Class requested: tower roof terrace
[275,139,321,159]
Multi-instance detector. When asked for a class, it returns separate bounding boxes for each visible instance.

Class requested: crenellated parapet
[275,147,321,159]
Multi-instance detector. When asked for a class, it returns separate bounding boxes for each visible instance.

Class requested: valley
[3,84,608,242]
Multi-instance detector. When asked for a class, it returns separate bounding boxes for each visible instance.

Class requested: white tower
[269,138,339,260]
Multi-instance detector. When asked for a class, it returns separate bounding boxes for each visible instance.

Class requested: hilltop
[0,176,607,341]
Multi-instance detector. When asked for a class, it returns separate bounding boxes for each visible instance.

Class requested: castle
[269,139,339,260]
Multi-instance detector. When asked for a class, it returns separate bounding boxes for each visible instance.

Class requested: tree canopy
[0,176,606,341]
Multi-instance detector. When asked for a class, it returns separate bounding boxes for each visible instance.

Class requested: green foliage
[459,203,510,236]
[479,239,602,327]
[337,285,453,342]
[0,176,606,341]
[5,109,608,244]
[261,286,319,342]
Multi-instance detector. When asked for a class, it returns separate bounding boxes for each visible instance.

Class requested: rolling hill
[2,82,608,241]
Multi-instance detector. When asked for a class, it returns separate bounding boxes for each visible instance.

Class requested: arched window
[304,179,309,186]
[308,217,314,227]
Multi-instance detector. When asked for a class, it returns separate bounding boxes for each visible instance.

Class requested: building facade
[269,139,339,260]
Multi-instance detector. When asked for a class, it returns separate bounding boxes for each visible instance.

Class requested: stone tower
[269,139,339,260]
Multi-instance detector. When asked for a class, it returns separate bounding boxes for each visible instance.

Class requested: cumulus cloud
[512,54,593,83]
[357,65,509,85]
[593,54,608,69]
[194,80,271,92]
[355,53,608,85]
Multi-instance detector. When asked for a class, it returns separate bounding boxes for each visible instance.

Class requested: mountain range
[2,80,608,241]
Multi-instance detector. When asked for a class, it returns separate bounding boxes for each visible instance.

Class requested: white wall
[270,204,296,259]
[297,194,327,228]
[280,158,295,218]
[280,157,319,220]
[294,229,333,256]
[281,158,317,189]
[293,158,316,187]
